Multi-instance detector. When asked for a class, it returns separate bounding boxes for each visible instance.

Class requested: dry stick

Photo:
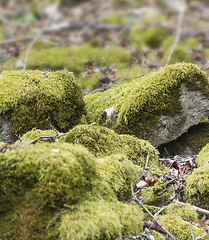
[145,153,150,169]
[189,225,195,240]
[192,206,209,216]
[164,0,186,67]
[23,0,60,70]
[130,182,179,240]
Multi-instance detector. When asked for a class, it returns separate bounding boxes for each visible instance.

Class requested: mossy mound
[162,46,193,65]
[185,164,209,209]
[60,124,159,167]
[130,26,168,49]
[198,142,209,166]
[100,13,127,24]
[157,215,207,240]
[84,63,207,146]
[59,200,144,240]
[77,73,101,91]
[0,142,98,211]
[0,69,84,135]
[5,44,131,76]
[97,154,141,201]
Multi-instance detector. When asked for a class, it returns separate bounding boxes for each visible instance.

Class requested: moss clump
[97,154,141,201]
[182,37,199,48]
[100,13,126,24]
[198,142,209,166]
[5,44,131,76]
[185,164,209,209]
[77,73,102,91]
[0,142,98,210]
[0,69,84,135]
[117,66,149,83]
[61,124,159,167]
[162,46,193,65]
[130,26,168,49]
[58,200,144,240]
[165,202,198,223]
[157,215,207,240]
[84,63,207,145]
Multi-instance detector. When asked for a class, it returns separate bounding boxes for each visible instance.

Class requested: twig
[118,74,146,82]
[189,225,195,240]
[130,182,179,240]
[23,0,60,70]
[154,205,169,217]
[196,234,208,240]
[192,206,209,216]
[145,153,150,169]
[202,215,209,240]
[164,0,186,67]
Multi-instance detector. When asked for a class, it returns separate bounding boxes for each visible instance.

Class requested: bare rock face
[84,63,209,147]
[0,115,16,143]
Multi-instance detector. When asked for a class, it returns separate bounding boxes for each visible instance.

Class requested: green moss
[185,164,209,209]
[5,44,131,75]
[61,124,159,167]
[0,69,84,135]
[0,142,98,210]
[160,36,176,51]
[157,215,207,240]
[117,66,149,83]
[162,46,193,65]
[58,200,144,240]
[77,73,102,91]
[100,13,126,24]
[203,48,209,58]
[130,26,168,49]
[84,63,207,145]
[165,202,198,223]
[19,128,59,140]
[198,142,209,166]
[149,230,164,240]
[181,37,199,48]
[97,154,141,201]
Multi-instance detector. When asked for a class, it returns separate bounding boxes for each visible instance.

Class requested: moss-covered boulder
[185,163,209,209]
[84,63,209,147]
[61,124,159,167]
[0,69,84,142]
[59,200,144,240]
[198,142,209,167]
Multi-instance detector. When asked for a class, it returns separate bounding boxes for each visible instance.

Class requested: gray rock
[0,114,16,143]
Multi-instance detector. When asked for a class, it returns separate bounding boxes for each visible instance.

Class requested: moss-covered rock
[185,164,209,209]
[60,124,159,167]
[0,69,84,139]
[130,25,168,49]
[58,200,144,240]
[84,63,209,147]
[162,46,193,65]
[198,142,209,166]
[97,154,141,201]
[0,142,98,211]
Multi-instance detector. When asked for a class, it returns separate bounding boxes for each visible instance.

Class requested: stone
[84,63,209,147]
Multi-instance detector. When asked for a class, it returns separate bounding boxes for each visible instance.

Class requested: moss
[162,46,193,65]
[19,128,59,141]
[84,63,207,145]
[61,124,159,167]
[0,142,98,210]
[198,142,209,166]
[77,73,102,91]
[58,200,144,240]
[130,26,168,49]
[5,44,131,76]
[160,36,176,51]
[97,154,141,201]
[0,69,84,135]
[157,215,207,240]
[203,48,209,58]
[182,37,199,48]
[185,164,209,209]
[149,230,164,240]
[165,202,198,223]
[100,13,126,24]
[117,66,149,83]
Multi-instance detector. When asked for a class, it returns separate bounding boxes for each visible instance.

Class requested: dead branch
[202,215,209,240]
[189,225,195,240]
[192,206,209,216]
[131,182,179,240]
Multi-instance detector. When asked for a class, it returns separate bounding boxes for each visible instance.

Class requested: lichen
[185,164,209,209]
[0,69,84,135]
[84,63,208,145]
[60,124,159,167]
[58,200,144,240]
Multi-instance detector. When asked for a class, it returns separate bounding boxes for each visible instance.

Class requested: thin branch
[164,0,186,67]
[130,182,179,240]
[189,225,195,240]
[145,153,150,169]
[202,215,209,240]
[192,206,209,216]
